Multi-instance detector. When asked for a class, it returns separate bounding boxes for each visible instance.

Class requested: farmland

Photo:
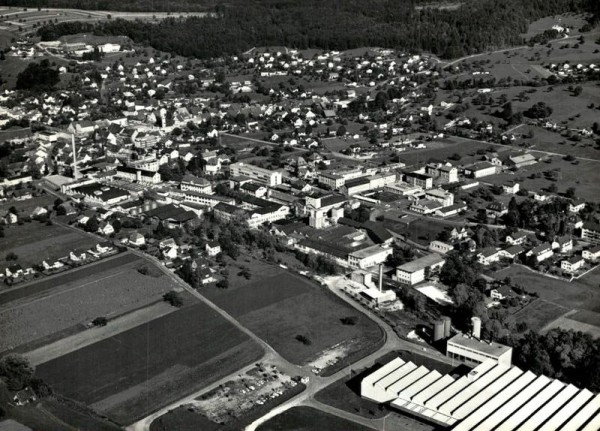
[0,252,177,353]
[0,220,98,272]
[203,270,384,368]
[36,301,264,425]
[257,406,370,431]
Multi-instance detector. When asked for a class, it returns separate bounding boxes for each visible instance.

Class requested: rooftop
[397,253,444,273]
[447,334,512,357]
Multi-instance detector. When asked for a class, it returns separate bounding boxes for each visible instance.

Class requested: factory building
[229,162,282,186]
[361,356,600,430]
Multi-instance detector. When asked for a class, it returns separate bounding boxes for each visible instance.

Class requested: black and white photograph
[0,0,599,430]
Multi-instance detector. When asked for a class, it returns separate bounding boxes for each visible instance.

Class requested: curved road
[41,189,450,431]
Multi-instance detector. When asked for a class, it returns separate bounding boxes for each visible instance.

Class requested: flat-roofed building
[361,356,600,430]
[229,162,282,186]
[348,244,393,269]
[446,334,512,366]
[395,253,445,285]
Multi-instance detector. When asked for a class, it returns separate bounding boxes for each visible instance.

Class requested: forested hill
[36,0,598,59]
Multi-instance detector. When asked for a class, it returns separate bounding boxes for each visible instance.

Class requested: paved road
[245,276,455,430]
[41,191,452,431]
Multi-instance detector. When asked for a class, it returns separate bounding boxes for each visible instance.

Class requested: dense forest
[35,0,598,59]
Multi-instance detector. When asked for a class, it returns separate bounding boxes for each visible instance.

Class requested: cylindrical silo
[433,320,444,342]
[442,315,451,338]
[471,316,481,339]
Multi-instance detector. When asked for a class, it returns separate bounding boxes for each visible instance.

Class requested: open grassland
[257,406,370,431]
[512,299,570,333]
[495,266,600,338]
[0,220,98,272]
[203,270,383,367]
[577,266,600,288]
[36,301,263,425]
[542,311,600,338]
[480,156,600,202]
[0,252,176,353]
[495,266,600,313]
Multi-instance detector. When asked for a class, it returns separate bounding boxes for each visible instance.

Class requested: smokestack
[378,264,383,292]
[71,135,79,179]
[471,316,481,340]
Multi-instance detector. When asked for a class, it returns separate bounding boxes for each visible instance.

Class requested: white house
[582,245,600,262]
[552,236,573,254]
[129,232,145,246]
[561,256,585,273]
[528,243,553,262]
[205,240,221,257]
[477,248,501,266]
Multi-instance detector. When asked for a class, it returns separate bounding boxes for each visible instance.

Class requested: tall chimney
[71,134,79,179]
[378,263,383,292]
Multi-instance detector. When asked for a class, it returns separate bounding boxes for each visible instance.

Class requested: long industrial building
[361,357,600,430]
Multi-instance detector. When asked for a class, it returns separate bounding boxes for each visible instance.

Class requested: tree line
[37,0,597,60]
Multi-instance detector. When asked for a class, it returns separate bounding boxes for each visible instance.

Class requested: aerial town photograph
[0,0,599,430]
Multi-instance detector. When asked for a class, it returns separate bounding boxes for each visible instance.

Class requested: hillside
[34,0,598,59]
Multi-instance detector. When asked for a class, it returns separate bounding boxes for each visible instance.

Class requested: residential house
[528,243,553,262]
[552,236,573,254]
[505,231,527,246]
[205,241,221,257]
[477,248,501,266]
[486,202,508,218]
[499,245,524,261]
[569,199,586,213]
[129,232,145,246]
[502,181,520,195]
[97,221,114,236]
[581,222,600,243]
[561,256,585,273]
[582,245,600,262]
[489,285,514,301]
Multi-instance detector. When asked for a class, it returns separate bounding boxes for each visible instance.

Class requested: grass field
[203,270,383,367]
[37,301,263,425]
[0,252,176,353]
[495,266,600,337]
[257,406,370,431]
[0,382,121,431]
[576,266,600,288]
[480,155,600,202]
[494,266,600,313]
[512,299,570,332]
[0,221,99,272]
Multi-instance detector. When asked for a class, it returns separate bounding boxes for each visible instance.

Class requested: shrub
[295,334,311,345]
[92,316,108,327]
[163,290,184,307]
